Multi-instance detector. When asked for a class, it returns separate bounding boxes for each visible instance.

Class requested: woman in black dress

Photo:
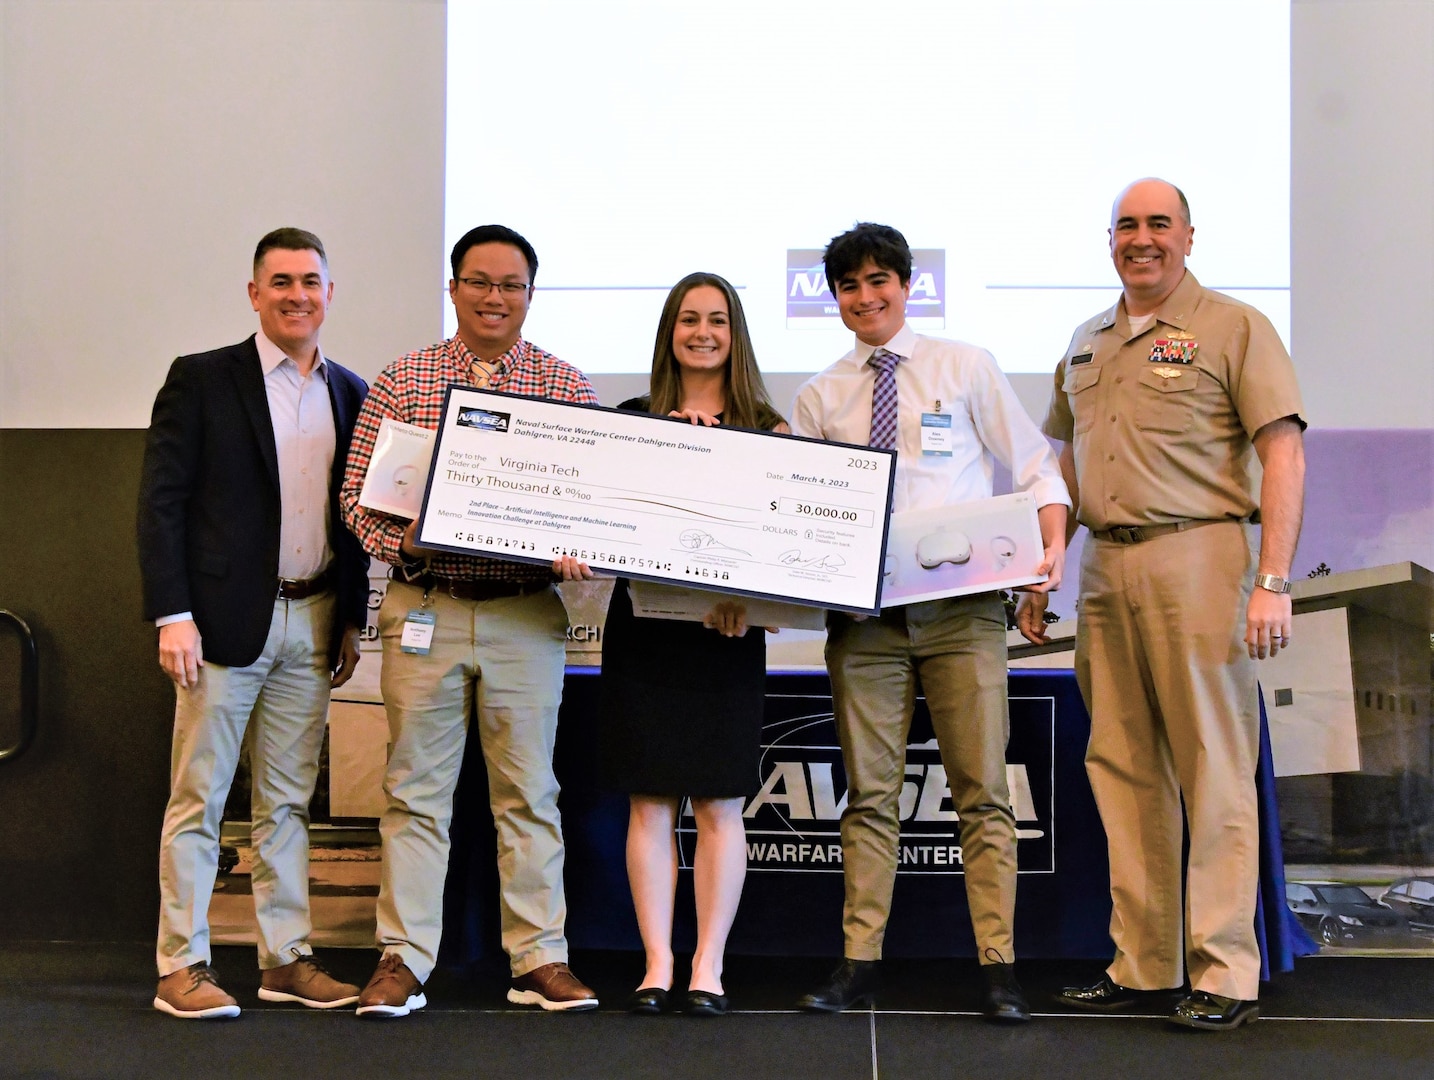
[600,272,787,1016]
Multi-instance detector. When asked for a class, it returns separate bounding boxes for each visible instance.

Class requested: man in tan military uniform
[1017,179,1305,1032]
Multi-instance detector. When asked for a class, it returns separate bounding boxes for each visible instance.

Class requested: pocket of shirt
[1061,365,1102,434]
[1133,367,1201,434]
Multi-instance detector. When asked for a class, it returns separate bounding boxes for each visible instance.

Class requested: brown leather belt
[398,572,551,602]
[277,566,333,600]
[1091,519,1231,545]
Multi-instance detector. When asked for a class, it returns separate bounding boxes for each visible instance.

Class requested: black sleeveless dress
[598,397,768,798]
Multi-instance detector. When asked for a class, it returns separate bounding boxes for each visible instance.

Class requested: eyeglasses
[456,277,531,296]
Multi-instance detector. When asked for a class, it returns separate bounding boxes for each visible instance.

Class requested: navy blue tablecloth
[441,668,1312,973]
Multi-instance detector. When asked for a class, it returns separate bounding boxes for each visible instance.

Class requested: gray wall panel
[0,430,169,939]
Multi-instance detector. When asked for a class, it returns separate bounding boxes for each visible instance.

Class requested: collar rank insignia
[1149,338,1197,364]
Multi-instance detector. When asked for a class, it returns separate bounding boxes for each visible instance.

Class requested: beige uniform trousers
[375,581,569,982]
[826,593,1017,963]
[156,591,335,976]
[1075,520,1261,1000]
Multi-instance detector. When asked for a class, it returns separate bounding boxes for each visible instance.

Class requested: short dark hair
[1172,184,1192,226]
[450,225,539,282]
[253,228,327,276]
[823,223,912,294]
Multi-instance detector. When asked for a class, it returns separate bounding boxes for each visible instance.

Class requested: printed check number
[414,388,897,614]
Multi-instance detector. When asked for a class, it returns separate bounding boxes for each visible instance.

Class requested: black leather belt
[277,566,333,599]
[396,571,550,602]
[1091,519,1230,545]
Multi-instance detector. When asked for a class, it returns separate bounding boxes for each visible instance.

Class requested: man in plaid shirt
[342,225,600,1017]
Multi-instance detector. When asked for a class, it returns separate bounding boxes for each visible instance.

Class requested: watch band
[1254,572,1292,594]
[397,554,430,582]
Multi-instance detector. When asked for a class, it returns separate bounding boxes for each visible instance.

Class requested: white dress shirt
[791,323,1069,514]
[256,331,336,581]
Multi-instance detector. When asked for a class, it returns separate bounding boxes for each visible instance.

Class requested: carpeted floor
[4,945,1433,1079]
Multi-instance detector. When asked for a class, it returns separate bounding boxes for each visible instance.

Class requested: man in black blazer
[138,228,369,1019]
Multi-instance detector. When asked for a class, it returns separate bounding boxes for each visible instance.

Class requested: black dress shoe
[1055,974,1172,1012]
[982,963,1030,1023]
[626,987,670,1015]
[684,990,730,1017]
[1167,990,1259,1031]
[797,959,880,1013]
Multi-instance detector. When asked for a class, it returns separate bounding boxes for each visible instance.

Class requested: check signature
[678,529,751,556]
[778,550,846,572]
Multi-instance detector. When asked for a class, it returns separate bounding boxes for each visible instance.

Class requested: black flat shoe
[684,990,730,1017]
[1167,990,1259,1031]
[626,987,670,1015]
[797,959,880,1013]
[1055,974,1171,1013]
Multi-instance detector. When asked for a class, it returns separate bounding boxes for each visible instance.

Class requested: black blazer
[137,335,370,668]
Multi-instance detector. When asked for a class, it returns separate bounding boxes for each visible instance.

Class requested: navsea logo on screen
[785,249,947,327]
[455,407,510,433]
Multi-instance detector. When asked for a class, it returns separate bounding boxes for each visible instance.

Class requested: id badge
[400,609,437,655]
[921,412,953,456]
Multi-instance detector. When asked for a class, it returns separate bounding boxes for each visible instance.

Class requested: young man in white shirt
[790,223,1069,1021]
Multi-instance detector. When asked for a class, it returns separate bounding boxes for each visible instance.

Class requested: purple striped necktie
[868,347,900,449]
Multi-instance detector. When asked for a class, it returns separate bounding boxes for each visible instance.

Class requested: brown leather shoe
[258,955,360,1009]
[507,962,599,1011]
[355,953,426,1018]
[153,962,241,1019]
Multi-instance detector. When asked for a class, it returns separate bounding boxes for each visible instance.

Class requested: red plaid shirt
[342,335,598,581]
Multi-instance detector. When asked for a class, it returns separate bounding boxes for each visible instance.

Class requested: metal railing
[0,610,38,764]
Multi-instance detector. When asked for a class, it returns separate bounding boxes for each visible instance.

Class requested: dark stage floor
[5,944,1433,1079]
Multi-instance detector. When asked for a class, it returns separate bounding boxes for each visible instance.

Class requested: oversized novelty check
[414,388,898,614]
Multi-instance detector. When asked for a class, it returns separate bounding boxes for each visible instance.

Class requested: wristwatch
[1254,573,1292,594]
[397,553,430,583]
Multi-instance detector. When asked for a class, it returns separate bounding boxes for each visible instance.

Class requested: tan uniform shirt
[1042,272,1304,532]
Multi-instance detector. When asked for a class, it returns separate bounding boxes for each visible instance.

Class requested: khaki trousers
[1075,520,1261,1000]
[375,581,569,982]
[156,591,334,976]
[826,593,1017,963]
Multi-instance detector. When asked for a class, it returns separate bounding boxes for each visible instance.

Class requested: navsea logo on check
[785,248,947,326]
[455,407,510,433]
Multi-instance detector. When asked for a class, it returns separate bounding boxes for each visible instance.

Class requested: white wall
[1,1,1429,430]
[0,0,445,428]
[1293,0,1434,429]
